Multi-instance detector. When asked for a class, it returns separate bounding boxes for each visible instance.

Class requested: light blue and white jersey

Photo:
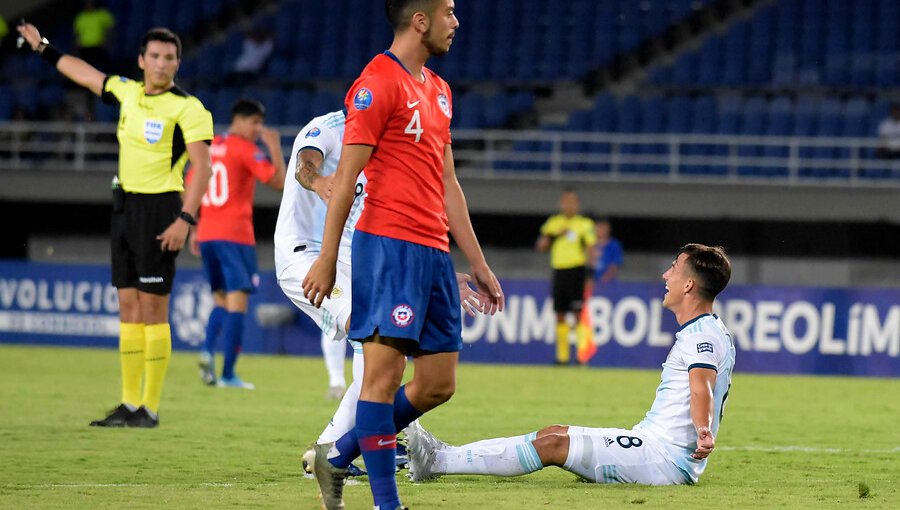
[274,110,367,276]
[634,313,735,482]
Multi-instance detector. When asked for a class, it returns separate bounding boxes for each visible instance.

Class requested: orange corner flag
[577,287,597,364]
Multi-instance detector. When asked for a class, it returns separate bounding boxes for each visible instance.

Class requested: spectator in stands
[228,25,274,84]
[73,0,115,69]
[876,103,900,159]
[537,189,596,365]
[590,218,624,285]
[0,16,8,47]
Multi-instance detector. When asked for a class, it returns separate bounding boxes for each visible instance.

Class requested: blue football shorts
[349,230,462,353]
[199,241,259,293]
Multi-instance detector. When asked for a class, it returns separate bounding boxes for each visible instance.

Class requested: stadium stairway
[536,0,773,126]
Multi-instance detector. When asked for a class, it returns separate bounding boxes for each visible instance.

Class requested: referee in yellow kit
[17,22,214,428]
[536,188,596,365]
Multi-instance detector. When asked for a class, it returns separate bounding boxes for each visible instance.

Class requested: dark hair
[231,98,266,120]
[678,244,731,300]
[140,28,182,59]
[385,0,438,32]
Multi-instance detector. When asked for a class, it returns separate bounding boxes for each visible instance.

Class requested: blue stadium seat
[0,86,12,120]
[285,89,312,126]
[695,38,722,86]
[483,93,511,128]
[716,96,742,135]
[666,95,691,133]
[721,24,748,86]
[737,97,766,176]
[592,94,617,132]
[453,93,484,130]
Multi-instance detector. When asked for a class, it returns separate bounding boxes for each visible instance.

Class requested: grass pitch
[0,344,897,509]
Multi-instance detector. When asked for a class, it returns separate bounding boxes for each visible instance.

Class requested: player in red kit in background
[191,98,285,389]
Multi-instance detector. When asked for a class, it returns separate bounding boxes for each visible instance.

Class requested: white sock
[453,431,537,451]
[436,435,543,476]
[321,332,347,388]
[317,351,364,444]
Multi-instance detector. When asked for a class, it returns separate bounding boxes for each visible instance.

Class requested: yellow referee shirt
[73,8,114,48]
[540,214,596,270]
[101,76,213,194]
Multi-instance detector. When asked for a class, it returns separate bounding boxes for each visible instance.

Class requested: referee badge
[144,120,164,144]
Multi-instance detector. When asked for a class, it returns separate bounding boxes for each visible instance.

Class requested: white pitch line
[719,445,900,454]
[41,484,148,488]
[16,482,279,489]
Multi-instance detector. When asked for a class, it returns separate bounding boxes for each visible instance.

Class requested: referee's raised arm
[17,22,105,96]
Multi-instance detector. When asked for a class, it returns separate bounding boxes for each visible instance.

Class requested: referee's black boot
[89,403,135,427]
[126,406,159,428]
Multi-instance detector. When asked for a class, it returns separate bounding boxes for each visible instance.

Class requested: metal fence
[2,122,899,187]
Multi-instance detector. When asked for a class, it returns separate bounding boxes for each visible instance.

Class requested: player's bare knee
[412,381,455,411]
[533,433,569,467]
[118,298,141,323]
[430,382,455,405]
[536,424,569,438]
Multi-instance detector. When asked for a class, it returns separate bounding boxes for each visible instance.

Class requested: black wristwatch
[178,211,197,226]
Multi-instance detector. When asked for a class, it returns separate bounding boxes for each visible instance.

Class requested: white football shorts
[563,426,691,485]
[277,251,353,342]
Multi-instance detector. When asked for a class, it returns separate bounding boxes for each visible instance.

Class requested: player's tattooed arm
[295,148,332,202]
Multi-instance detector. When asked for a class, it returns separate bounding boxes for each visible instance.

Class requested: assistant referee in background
[17,22,214,428]
[537,188,596,365]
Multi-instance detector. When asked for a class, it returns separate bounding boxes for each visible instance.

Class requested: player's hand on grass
[456,272,486,317]
[313,173,334,203]
[692,426,715,460]
[16,22,43,51]
[302,256,336,308]
[471,264,504,315]
[157,219,189,252]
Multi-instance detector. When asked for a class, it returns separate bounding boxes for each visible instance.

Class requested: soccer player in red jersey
[191,99,285,389]
[303,1,504,508]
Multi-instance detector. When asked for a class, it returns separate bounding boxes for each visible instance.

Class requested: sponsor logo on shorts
[139,276,164,284]
[353,88,373,110]
[144,120,164,144]
[331,286,343,298]
[391,304,414,327]
[603,436,614,447]
[697,342,714,353]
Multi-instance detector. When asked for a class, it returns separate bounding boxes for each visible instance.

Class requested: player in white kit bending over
[408,244,734,485]
[275,110,486,452]
[275,110,359,401]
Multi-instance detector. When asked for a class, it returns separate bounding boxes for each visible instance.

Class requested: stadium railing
[1,122,899,186]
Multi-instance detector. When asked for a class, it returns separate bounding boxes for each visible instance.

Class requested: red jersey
[194,133,276,245]
[344,52,453,252]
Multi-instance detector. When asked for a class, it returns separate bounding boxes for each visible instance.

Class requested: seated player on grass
[408,244,734,486]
